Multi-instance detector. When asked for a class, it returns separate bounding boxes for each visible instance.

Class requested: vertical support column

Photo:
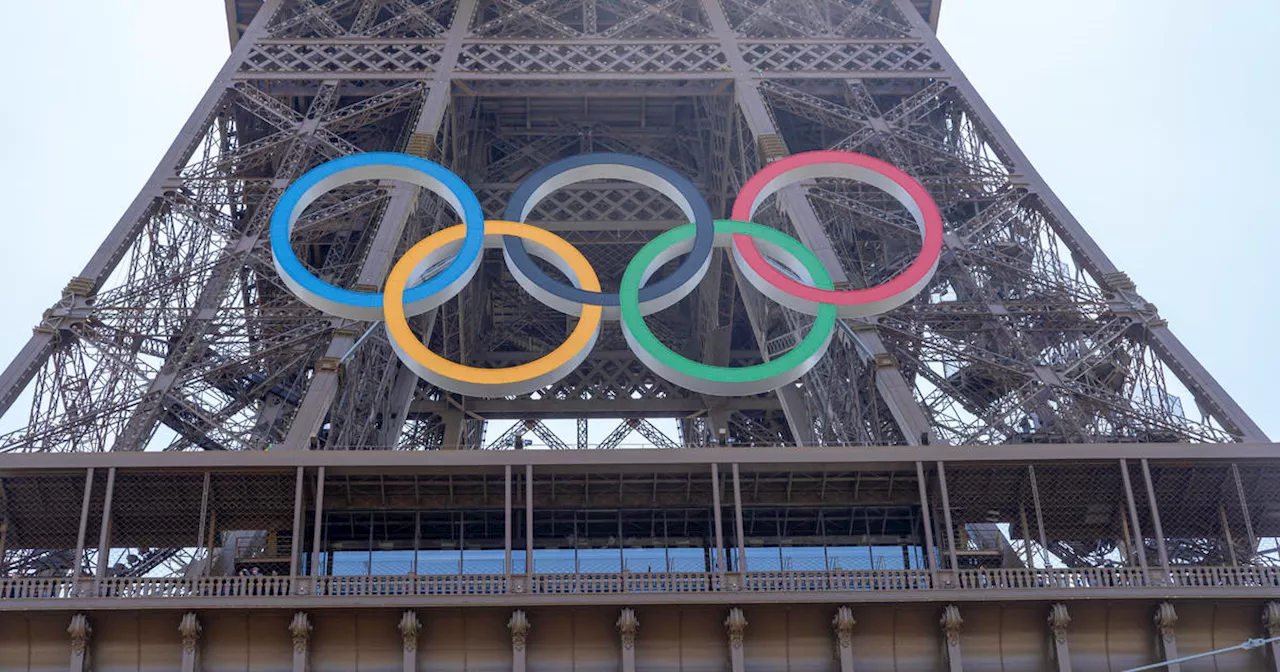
[1153,602,1180,672]
[1139,459,1171,580]
[310,467,326,586]
[1219,502,1240,567]
[68,613,92,672]
[1232,464,1259,563]
[725,608,747,672]
[441,412,465,450]
[93,467,117,590]
[832,606,857,672]
[289,467,305,581]
[1019,504,1034,569]
[504,465,513,577]
[399,611,421,672]
[289,612,312,672]
[72,468,94,594]
[710,464,726,577]
[204,506,218,579]
[940,605,963,672]
[915,462,938,588]
[731,464,746,573]
[525,465,534,581]
[179,612,202,672]
[1047,604,1071,672]
[617,608,639,672]
[195,472,211,578]
[936,462,959,583]
[412,511,421,575]
[1118,459,1150,575]
[1263,603,1280,672]
[508,610,530,672]
[1028,466,1051,569]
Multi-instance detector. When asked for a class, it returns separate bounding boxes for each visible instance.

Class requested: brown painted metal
[0,601,1276,670]
[0,0,1270,668]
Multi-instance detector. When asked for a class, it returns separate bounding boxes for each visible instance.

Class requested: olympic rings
[270,152,486,321]
[384,220,603,398]
[502,153,716,319]
[730,150,944,319]
[620,220,836,396]
[273,149,943,398]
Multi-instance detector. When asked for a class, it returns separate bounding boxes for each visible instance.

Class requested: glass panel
[330,550,370,576]
[370,549,414,575]
[780,547,827,571]
[578,549,622,574]
[463,549,505,575]
[668,548,708,572]
[744,547,782,571]
[825,547,871,571]
[624,548,668,573]
[533,549,575,574]
[870,546,905,570]
[416,549,461,575]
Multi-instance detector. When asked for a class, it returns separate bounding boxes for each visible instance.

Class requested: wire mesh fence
[0,471,88,578]
[937,463,1034,569]
[208,470,298,578]
[1234,461,1280,566]
[106,470,207,578]
[1,455,1277,600]
[1131,460,1251,567]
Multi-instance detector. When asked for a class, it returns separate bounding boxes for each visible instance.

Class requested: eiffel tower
[0,1,1274,670]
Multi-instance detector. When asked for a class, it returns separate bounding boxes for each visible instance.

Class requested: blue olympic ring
[270,152,486,322]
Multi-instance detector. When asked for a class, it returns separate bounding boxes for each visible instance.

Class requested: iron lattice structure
[0,2,1278,640]
[0,3,1266,453]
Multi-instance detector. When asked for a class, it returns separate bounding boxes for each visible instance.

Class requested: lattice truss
[750,74,1243,445]
[0,0,1260,456]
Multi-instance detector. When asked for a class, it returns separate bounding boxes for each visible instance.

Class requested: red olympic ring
[730,150,945,318]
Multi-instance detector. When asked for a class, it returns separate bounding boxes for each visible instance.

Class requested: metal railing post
[310,467,326,586]
[1140,459,1171,581]
[916,462,938,589]
[936,462,960,583]
[1119,459,1150,578]
[93,468,116,592]
[72,468,94,592]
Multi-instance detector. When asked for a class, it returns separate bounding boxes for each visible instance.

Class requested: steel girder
[0,0,1261,472]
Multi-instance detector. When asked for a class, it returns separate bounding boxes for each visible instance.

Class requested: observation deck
[3,444,1278,632]
[3,443,1279,668]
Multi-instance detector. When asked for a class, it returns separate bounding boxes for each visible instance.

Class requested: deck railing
[2,566,1276,602]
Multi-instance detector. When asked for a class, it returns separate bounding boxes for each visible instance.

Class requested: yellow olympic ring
[383,220,603,397]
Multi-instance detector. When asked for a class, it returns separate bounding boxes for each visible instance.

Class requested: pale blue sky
[0,0,1274,439]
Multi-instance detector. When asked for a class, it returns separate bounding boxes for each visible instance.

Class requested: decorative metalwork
[68,613,92,654]
[1047,603,1070,645]
[508,609,531,650]
[399,610,422,652]
[1154,602,1177,643]
[1264,602,1280,638]
[617,608,639,649]
[179,612,202,654]
[290,612,312,654]
[832,606,856,648]
[940,604,962,647]
[725,607,747,648]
